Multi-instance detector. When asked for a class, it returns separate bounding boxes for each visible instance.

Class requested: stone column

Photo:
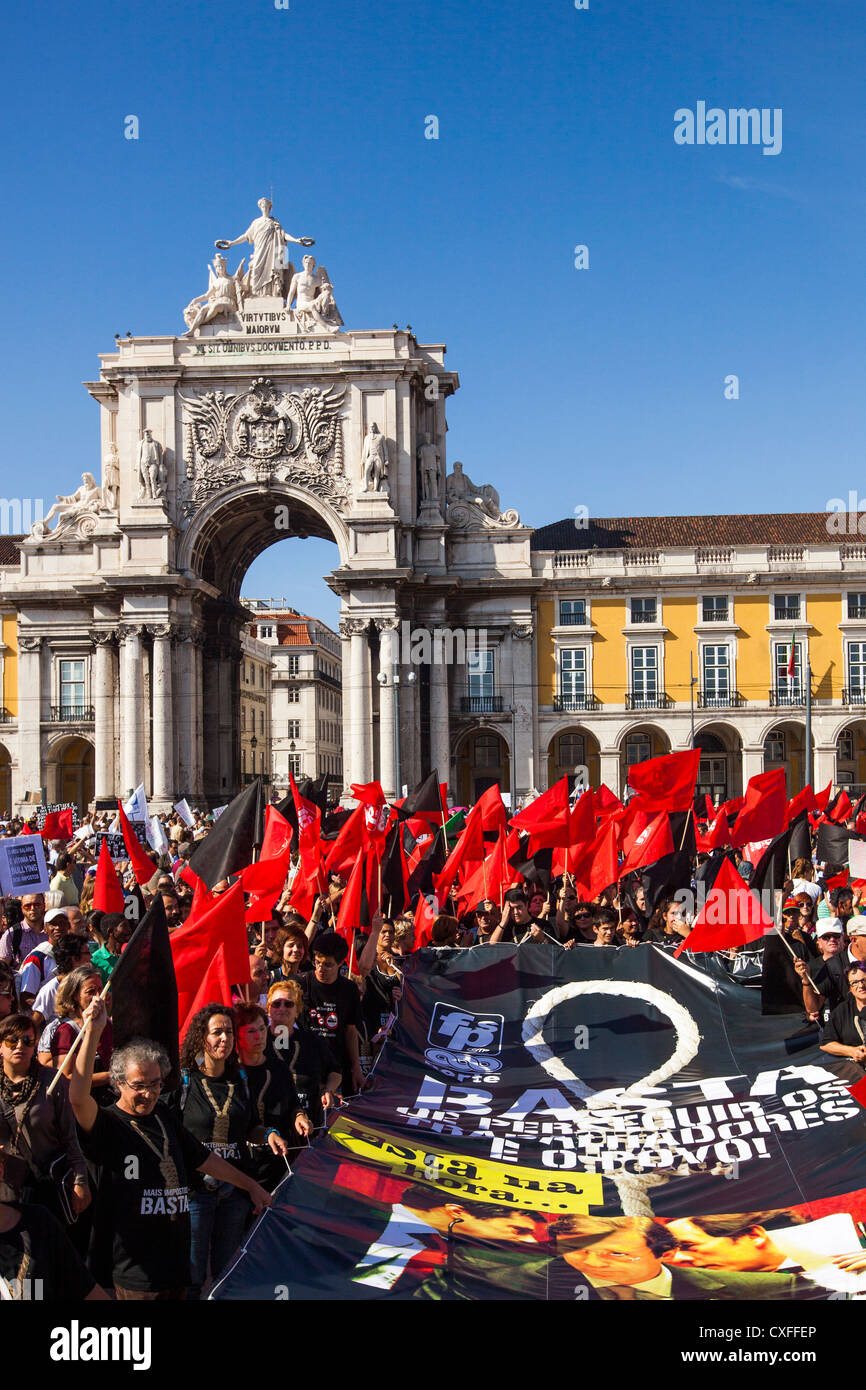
[429,629,451,788]
[377,619,399,798]
[16,635,43,805]
[342,619,371,787]
[510,622,535,801]
[741,744,765,786]
[149,624,174,803]
[90,631,116,803]
[599,749,621,798]
[118,625,146,796]
[813,744,837,794]
[176,626,203,799]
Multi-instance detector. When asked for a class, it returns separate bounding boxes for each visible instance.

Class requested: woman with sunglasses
[235,1000,311,1185]
[266,980,341,1129]
[0,1012,90,1225]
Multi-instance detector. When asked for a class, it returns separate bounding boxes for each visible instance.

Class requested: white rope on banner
[522,980,704,1217]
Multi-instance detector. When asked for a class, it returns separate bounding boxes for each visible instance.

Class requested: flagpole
[805,659,813,790]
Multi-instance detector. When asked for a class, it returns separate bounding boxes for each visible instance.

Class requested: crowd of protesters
[0,787,863,1301]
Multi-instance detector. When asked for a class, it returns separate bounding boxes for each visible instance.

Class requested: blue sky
[2,0,864,628]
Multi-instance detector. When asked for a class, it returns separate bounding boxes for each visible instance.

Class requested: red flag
[827,790,854,824]
[351,781,391,846]
[336,850,367,946]
[594,784,623,817]
[616,799,652,858]
[41,808,74,841]
[474,783,508,836]
[414,892,438,948]
[618,811,674,878]
[117,801,158,886]
[170,881,250,1018]
[696,812,730,853]
[787,637,796,681]
[704,794,716,822]
[814,782,832,812]
[825,868,850,890]
[433,808,485,902]
[785,785,818,825]
[674,857,775,957]
[289,772,323,918]
[730,769,787,848]
[509,778,570,835]
[552,790,597,876]
[179,943,232,1040]
[572,821,618,900]
[325,803,367,877]
[93,836,126,913]
[239,805,293,897]
[847,1076,866,1110]
[626,749,700,812]
[260,804,293,861]
[452,830,512,910]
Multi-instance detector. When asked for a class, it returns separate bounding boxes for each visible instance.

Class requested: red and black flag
[109,895,180,1090]
[187,777,266,889]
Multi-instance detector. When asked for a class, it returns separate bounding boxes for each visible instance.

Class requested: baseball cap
[847,918,866,937]
[817,919,844,937]
[781,897,800,915]
[44,907,70,924]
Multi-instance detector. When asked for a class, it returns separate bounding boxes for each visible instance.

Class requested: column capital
[18,634,42,653]
[118,623,146,646]
[89,628,116,648]
[510,621,534,641]
[147,623,174,642]
[340,617,369,638]
[374,616,401,633]
[176,624,205,647]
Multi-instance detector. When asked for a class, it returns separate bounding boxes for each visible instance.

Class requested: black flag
[750,823,795,903]
[397,770,443,820]
[694,849,736,894]
[108,895,180,1090]
[640,850,692,910]
[188,778,266,889]
[816,820,854,866]
[508,845,553,892]
[407,825,449,902]
[787,810,812,865]
[381,825,408,916]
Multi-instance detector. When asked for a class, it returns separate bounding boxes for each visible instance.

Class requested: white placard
[148,815,169,855]
[849,838,866,878]
[124,784,149,823]
[0,836,50,896]
[173,798,195,828]
[212,805,227,820]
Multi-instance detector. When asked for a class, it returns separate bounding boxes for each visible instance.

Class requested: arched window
[625,733,652,766]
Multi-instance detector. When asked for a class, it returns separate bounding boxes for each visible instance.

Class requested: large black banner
[213,944,866,1300]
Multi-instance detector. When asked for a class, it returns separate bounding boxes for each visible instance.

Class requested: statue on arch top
[29,472,103,541]
[287,256,343,334]
[182,254,247,336]
[215,197,315,299]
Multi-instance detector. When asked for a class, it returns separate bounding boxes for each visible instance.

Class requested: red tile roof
[0,537,22,566]
[531,514,837,551]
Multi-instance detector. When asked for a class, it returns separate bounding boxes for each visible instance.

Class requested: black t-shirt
[172,1071,256,1188]
[78,1101,209,1292]
[360,965,401,1040]
[268,1027,336,1128]
[0,1202,96,1300]
[822,995,866,1050]
[244,1057,300,1187]
[301,973,362,1071]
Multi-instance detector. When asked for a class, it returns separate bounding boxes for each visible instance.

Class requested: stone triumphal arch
[5,199,537,809]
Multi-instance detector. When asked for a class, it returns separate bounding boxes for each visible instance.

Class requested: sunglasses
[2,1037,35,1048]
[270,999,294,1008]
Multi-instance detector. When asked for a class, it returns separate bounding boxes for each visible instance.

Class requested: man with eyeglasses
[70,997,272,1299]
[0,894,47,967]
[820,964,866,1066]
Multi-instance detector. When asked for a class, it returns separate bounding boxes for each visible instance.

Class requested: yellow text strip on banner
[330,1116,604,1214]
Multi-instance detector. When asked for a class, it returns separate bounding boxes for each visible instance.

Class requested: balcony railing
[558,611,587,626]
[848,607,866,620]
[553,694,600,712]
[769,687,806,707]
[49,705,94,722]
[630,610,658,624]
[697,690,744,708]
[460,695,504,714]
[701,608,730,622]
[843,688,866,706]
[773,607,801,621]
[626,692,671,710]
